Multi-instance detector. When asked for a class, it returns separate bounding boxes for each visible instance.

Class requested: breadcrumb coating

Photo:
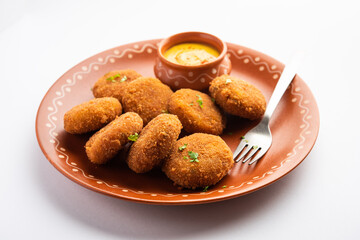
[168,88,225,135]
[209,75,266,120]
[127,114,182,173]
[122,77,173,125]
[85,112,143,164]
[64,97,122,134]
[92,69,142,103]
[162,133,234,189]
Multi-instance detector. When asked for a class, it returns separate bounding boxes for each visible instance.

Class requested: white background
[1,0,359,239]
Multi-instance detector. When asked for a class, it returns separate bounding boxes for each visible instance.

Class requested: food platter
[35,39,319,205]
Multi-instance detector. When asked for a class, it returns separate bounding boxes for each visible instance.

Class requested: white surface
[1,0,359,239]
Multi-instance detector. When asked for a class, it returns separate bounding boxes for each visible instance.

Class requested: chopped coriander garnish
[225,79,232,84]
[245,140,249,143]
[188,151,199,163]
[203,186,209,192]
[161,109,169,114]
[183,156,189,160]
[211,97,215,103]
[128,133,139,142]
[241,136,245,139]
[188,102,194,106]
[119,75,127,82]
[106,73,121,82]
[222,185,227,188]
[196,94,203,108]
[179,143,188,151]
[253,145,258,149]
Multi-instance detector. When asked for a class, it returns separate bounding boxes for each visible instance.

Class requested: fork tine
[233,140,248,162]
[237,146,253,163]
[243,147,260,163]
[248,148,267,165]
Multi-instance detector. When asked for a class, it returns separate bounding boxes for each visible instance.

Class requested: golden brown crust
[64,97,122,134]
[85,112,143,164]
[126,114,182,173]
[121,77,173,125]
[162,133,234,189]
[209,75,266,120]
[168,89,225,135]
[92,70,142,102]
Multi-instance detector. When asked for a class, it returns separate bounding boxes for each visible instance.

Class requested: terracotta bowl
[154,32,232,90]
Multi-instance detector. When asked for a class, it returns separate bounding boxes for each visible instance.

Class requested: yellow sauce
[164,43,220,66]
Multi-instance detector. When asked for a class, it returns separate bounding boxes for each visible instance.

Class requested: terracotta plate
[36,39,319,205]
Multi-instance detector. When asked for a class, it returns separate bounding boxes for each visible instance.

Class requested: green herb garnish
[183,156,189,160]
[179,144,188,151]
[241,136,249,143]
[106,73,121,82]
[161,109,169,114]
[203,186,209,192]
[253,145,258,149]
[128,133,139,142]
[211,97,215,103]
[188,102,194,106]
[119,75,127,82]
[196,94,203,108]
[225,79,232,84]
[188,151,199,163]
[222,185,227,188]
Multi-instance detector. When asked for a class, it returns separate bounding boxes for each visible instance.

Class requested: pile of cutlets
[63,69,266,189]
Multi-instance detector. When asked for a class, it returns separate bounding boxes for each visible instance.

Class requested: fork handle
[264,53,303,119]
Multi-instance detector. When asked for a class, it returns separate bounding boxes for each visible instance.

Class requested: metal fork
[233,58,300,165]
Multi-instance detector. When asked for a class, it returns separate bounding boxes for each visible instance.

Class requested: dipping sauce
[164,43,220,66]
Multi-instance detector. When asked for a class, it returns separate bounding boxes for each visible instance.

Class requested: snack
[126,114,182,173]
[122,77,173,125]
[162,133,234,189]
[209,75,266,120]
[168,88,225,135]
[92,69,142,103]
[62,67,266,192]
[64,97,122,134]
[85,112,143,164]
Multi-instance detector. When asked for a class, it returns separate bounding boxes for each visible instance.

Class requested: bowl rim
[157,31,228,70]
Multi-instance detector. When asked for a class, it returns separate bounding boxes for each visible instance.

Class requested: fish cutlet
[162,133,234,189]
[92,69,142,102]
[168,88,226,135]
[64,97,122,134]
[121,77,173,125]
[85,112,143,164]
[209,75,266,120]
[126,114,182,173]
